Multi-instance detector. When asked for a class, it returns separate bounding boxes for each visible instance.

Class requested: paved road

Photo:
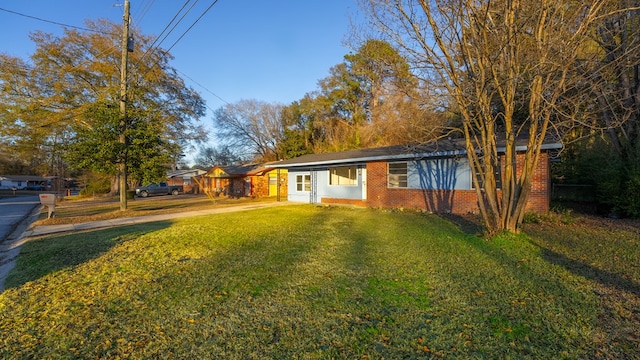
[0,195,40,241]
[0,195,41,290]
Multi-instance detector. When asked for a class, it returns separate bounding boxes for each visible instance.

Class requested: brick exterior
[360,152,550,214]
[200,168,288,199]
[252,174,270,197]
[250,171,288,199]
[322,197,368,207]
[521,152,551,213]
[167,177,197,194]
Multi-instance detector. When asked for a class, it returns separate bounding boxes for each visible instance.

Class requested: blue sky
[0,0,361,114]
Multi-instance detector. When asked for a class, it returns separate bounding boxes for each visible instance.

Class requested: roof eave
[271,149,468,168]
[271,141,562,169]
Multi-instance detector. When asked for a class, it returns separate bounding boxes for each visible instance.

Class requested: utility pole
[119,0,130,211]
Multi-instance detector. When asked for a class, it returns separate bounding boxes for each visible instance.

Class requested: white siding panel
[408,158,471,190]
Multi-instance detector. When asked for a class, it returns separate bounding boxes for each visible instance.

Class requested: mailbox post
[39,193,56,219]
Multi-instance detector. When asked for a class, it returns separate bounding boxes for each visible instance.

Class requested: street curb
[0,203,41,291]
[0,201,296,292]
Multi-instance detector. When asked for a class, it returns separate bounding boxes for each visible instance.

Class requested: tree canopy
[0,19,206,185]
[359,0,612,233]
[556,1,640,217]
[276,39,441,156]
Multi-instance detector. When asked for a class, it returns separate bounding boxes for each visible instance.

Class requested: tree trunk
[110,176,119,196]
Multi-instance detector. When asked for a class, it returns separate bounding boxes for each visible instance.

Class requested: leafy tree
[0,19,206,187]
[276,99,315,159]
[281,39,440,154]
[581,1,640,217]
[551,2,640,218]
[0,54,63,175]
[345,38,437,145]
[359,0,607,233]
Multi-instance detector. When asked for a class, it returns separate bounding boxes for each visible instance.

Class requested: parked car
[134,182,183,197]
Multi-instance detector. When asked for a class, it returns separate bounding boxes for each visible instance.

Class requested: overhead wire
[135,0,221,83]
[140,0,200,62]
[2,0,228,118]
[164,0,220,54]
[176,68,230,108]
[0,3,122,73]
[0,6,117,36]
[132,0,155,24]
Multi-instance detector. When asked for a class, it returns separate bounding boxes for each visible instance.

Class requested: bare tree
[213,99,284,162]
[194,145,241,168]
[591,1,640,152]
[360,0,608,233]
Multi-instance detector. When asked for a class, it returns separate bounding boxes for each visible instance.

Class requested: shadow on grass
[534,243,640,296]
[438,213,484,235]
[441,214,640,294]
[4,221,172,289]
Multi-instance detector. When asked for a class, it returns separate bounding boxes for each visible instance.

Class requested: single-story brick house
[0,175,50,190]
[198,163,288,199]
[271,138,561,214]
[166,169,207,193]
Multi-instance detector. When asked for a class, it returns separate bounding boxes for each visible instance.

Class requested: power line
[2,1,230,117]
[0,6,115,35]
[136,0,221,82]
[132,0,155,24]
[140,0,196,61]
[177,68,229,108]
[164,0,220,53]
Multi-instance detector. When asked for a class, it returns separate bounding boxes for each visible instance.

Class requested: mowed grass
[35,194,277,225]
[0,205,637,358]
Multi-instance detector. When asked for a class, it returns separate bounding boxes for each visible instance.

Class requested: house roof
[0,175,50,182]
[167,169,207,178]
[271,137,562,168]
[221,164,264,176]
[204,161,281,178]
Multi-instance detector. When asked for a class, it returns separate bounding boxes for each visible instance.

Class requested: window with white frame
[296,174,311,191]
[329,166,357,186]
[388,162,408,188]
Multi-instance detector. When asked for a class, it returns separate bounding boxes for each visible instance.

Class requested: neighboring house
[271,138,561,214]
[0,175,49,190]
[198,163,288,199]
[167,169,207,193]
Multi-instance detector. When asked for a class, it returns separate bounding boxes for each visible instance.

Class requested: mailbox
[39,193,56,219]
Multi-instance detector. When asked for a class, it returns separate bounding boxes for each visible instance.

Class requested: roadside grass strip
[0,205,629,358]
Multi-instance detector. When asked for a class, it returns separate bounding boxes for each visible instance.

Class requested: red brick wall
[364,152,551,214]
[250,171,288,198]
[229,178,246,197]
[523,152,550,213]
[252,174,269,197]
[167,177,197,194]
[322,197,367,207]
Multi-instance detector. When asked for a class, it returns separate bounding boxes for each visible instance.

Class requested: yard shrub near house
[1,205,637,358]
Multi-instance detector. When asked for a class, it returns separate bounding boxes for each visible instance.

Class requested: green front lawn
[35,194,276,225]
[1,206,637,358]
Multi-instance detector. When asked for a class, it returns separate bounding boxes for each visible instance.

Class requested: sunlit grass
[0,205,635,358]
[35,194,277,225]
